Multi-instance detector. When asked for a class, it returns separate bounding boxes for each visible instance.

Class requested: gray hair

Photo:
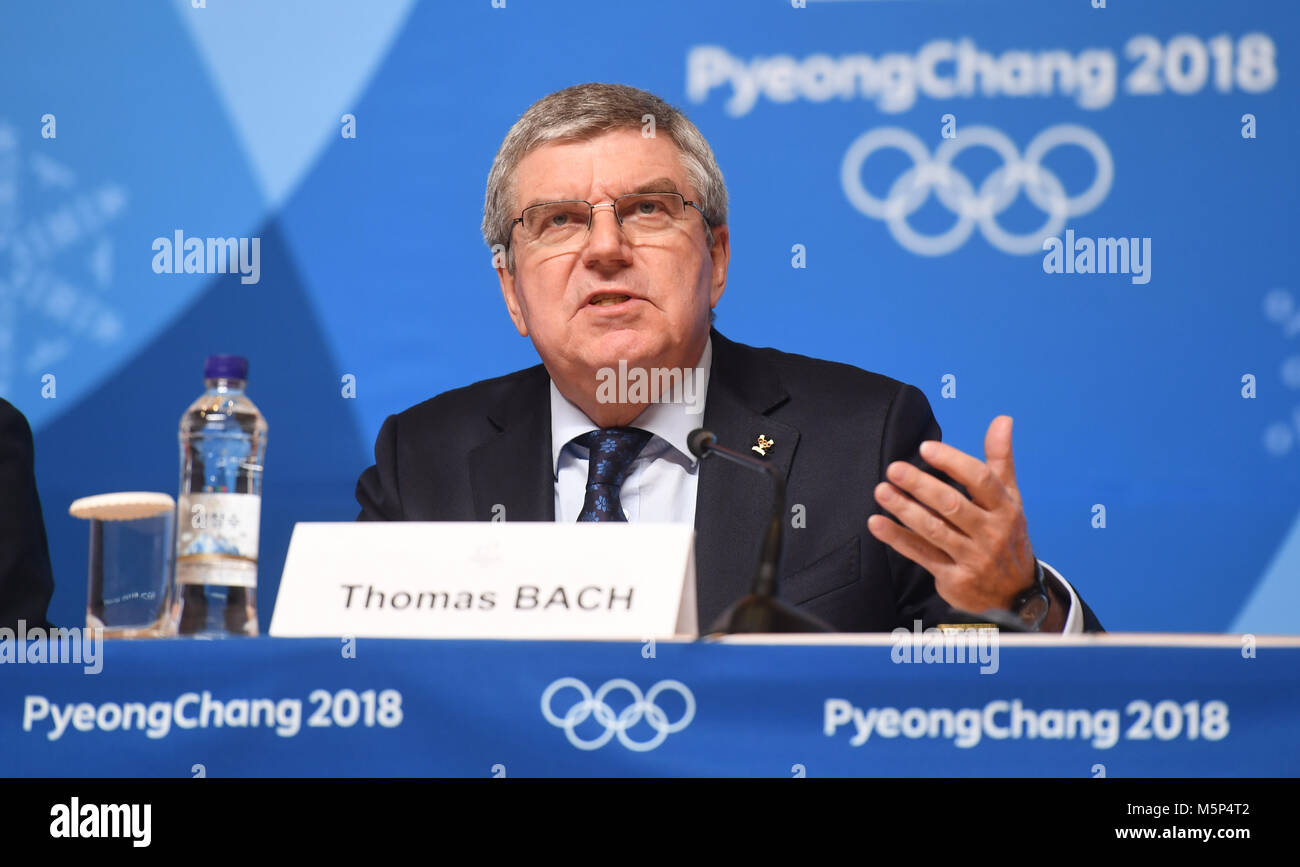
[482,82,728,271]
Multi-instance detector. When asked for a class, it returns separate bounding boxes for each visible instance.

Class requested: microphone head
[687,428,716,459]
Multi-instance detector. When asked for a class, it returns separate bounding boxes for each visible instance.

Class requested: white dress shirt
[548,336,1084,633]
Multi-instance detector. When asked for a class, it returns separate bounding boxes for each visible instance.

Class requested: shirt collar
[550,336,713,478]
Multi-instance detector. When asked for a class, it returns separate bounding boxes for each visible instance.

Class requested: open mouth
[587,293,633,307]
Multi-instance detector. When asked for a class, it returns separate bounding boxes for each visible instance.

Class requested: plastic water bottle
[174,355,268,637]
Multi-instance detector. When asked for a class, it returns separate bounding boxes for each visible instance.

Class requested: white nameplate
[269,522,698,640]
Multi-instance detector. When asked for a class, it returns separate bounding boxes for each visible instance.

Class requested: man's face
[496,127,729,394]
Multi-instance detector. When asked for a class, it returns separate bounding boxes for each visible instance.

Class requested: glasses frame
[507,191,710,251]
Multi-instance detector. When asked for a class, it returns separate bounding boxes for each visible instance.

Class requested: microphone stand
[690,429,832,635]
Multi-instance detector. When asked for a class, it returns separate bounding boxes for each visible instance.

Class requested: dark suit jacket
[0,398,55,630]
[356,329,1103,632]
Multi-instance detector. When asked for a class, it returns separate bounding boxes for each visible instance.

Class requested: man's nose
[581,203,632,267]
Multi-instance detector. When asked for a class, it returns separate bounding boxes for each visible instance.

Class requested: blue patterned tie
[574,427,653,522]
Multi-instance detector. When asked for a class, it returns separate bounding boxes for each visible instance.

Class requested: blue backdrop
[1,0,1296,633]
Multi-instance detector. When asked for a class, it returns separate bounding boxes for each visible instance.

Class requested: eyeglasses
[509,192,708,250]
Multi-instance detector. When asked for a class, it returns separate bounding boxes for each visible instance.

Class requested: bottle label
[175,493,260,587]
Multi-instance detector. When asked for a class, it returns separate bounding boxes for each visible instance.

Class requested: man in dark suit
[0,398,55,629]
[356,82,1102,633]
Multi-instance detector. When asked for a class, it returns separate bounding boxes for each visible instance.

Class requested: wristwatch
[1009,561,1050,631]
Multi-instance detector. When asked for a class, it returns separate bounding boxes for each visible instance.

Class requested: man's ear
[496,260,529,337]
[708,223,730,309]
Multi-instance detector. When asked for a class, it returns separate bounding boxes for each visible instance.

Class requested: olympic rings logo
[540,677,696,752]
[840,124,1114,256]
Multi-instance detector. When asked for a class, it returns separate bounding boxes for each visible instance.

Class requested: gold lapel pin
[752,434,775,457]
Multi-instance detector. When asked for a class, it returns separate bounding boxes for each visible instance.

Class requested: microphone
[689,428,831,635]
[685,428,717,461]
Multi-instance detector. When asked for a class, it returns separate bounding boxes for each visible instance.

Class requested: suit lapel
[694,331,800,626]
[467,365,556,522]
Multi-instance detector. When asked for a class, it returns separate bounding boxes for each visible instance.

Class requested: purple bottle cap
[204,354,249,380]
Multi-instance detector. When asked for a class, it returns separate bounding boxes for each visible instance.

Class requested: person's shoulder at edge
[0,395,34,437]
[380,362,550,438]
[0,396,56,630]
[710,329,920,417]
